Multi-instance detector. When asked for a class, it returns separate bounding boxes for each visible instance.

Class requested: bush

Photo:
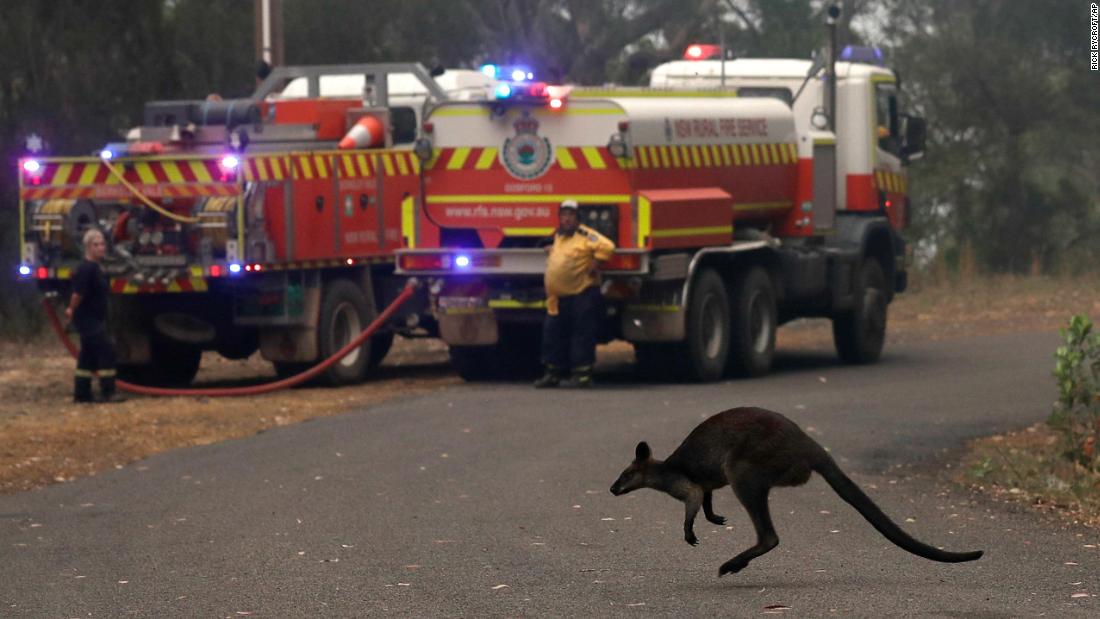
[1049,315,1100,472]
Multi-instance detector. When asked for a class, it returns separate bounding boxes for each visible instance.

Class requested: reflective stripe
[651,225,732,239]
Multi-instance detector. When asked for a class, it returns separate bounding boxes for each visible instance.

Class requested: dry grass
[2,273,1100,514]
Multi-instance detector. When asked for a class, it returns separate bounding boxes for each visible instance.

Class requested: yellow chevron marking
[297,156,314,180]
[760,144,772,165]
[700,145,712,167]
[668,146,681,168]
[356,154,370,177]
[161,162,185,183]
[658,146,671,168]
[380,153,394,176]
[52,163,74,185]
[769,143,781,165]
[788,143,798,162]
[689,146,702,167]
[638,195,651,247]
[637,147,650,169]
[409,152,420,174]
[651,225,732,239]
[395,152,409,175]
[580,146,606,169]
[167,280,181,293]
[313,155,329,178]
[77,164,99,186]
[446,147,471,170]
[710,145,723,167]
[341,155,356,177]
[751,144,763,165]
[475,147,498,170]
[556,147,578,170]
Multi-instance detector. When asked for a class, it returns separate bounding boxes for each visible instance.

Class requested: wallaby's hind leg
[703,491,726,525]
[719,480,778,577]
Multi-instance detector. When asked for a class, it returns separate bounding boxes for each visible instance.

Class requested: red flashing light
[36,267,48,279]
[603,254,641,271]
[885,200,893,208]
[244,265,253,272]
[422,122,434,133]
[549,98,563,110]
[683,44,722,60]
[400,254,445,271]
[346,258,355,265]
[209,265,222,277]
[617,121,630,132]
[254,264,263,272]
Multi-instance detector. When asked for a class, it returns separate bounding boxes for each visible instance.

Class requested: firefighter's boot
[533,365,565,389]
[565,366,594,389]
[74,374,94,404]
[99,375,126,403]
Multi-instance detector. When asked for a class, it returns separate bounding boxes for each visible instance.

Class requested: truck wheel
[682,268,730,382]
[833,258,888,364]
[728,267,777,377]
[317,279,373,386]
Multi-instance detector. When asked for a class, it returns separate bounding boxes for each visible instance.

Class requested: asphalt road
[2,330,1098,617]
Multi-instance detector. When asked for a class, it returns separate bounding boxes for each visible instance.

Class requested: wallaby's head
[610,442,654,496]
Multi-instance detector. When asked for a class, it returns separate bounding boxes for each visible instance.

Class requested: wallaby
[609,407,983,576]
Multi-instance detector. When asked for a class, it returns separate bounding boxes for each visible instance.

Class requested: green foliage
[1049,315,1100,472]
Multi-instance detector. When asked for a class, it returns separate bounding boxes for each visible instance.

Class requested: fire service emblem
[501,111,554,180]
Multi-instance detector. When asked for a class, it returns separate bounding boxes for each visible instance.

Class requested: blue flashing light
[99,149,114,160]
[22,159,41,173]
[228,263,242,274]
[220,155,240,169]
[839,45,885,66]
[454,255,471,268]
[510,69,527,82]
[480,64,498,78]
[17,265,32,278]
[494,83,513,99]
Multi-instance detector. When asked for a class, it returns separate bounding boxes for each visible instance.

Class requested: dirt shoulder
[2,274,1099,511]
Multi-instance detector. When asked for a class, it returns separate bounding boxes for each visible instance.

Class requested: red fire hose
[43,282,418,397]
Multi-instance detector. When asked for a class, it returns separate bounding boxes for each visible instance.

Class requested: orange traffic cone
[339,115,385,149]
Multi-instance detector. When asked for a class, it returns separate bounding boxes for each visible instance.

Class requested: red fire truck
[16,63,497,386]
[396,46,926,381]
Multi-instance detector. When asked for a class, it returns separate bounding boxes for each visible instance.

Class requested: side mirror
[901,114,926,162]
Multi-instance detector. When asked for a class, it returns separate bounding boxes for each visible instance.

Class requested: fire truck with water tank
[16,64,498,386]
[395,45,926,381]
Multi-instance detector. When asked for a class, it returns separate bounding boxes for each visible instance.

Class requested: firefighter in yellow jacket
[534,200,616,388]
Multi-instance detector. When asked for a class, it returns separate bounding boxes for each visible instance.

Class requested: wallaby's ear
[635,441,651,461]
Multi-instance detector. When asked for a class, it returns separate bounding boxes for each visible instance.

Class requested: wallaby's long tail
[813,457,983,563]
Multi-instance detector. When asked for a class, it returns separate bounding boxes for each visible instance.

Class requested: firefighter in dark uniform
[534,199,616,388]
[66,228,120,403]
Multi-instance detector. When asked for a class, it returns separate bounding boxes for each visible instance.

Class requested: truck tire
[728,266,777,377]
[833,258,888,364]
[316,279,373,386]
[682,268,731,382]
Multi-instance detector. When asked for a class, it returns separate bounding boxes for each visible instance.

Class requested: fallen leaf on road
[1071,593,1089,598]
[491,584,510,590]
